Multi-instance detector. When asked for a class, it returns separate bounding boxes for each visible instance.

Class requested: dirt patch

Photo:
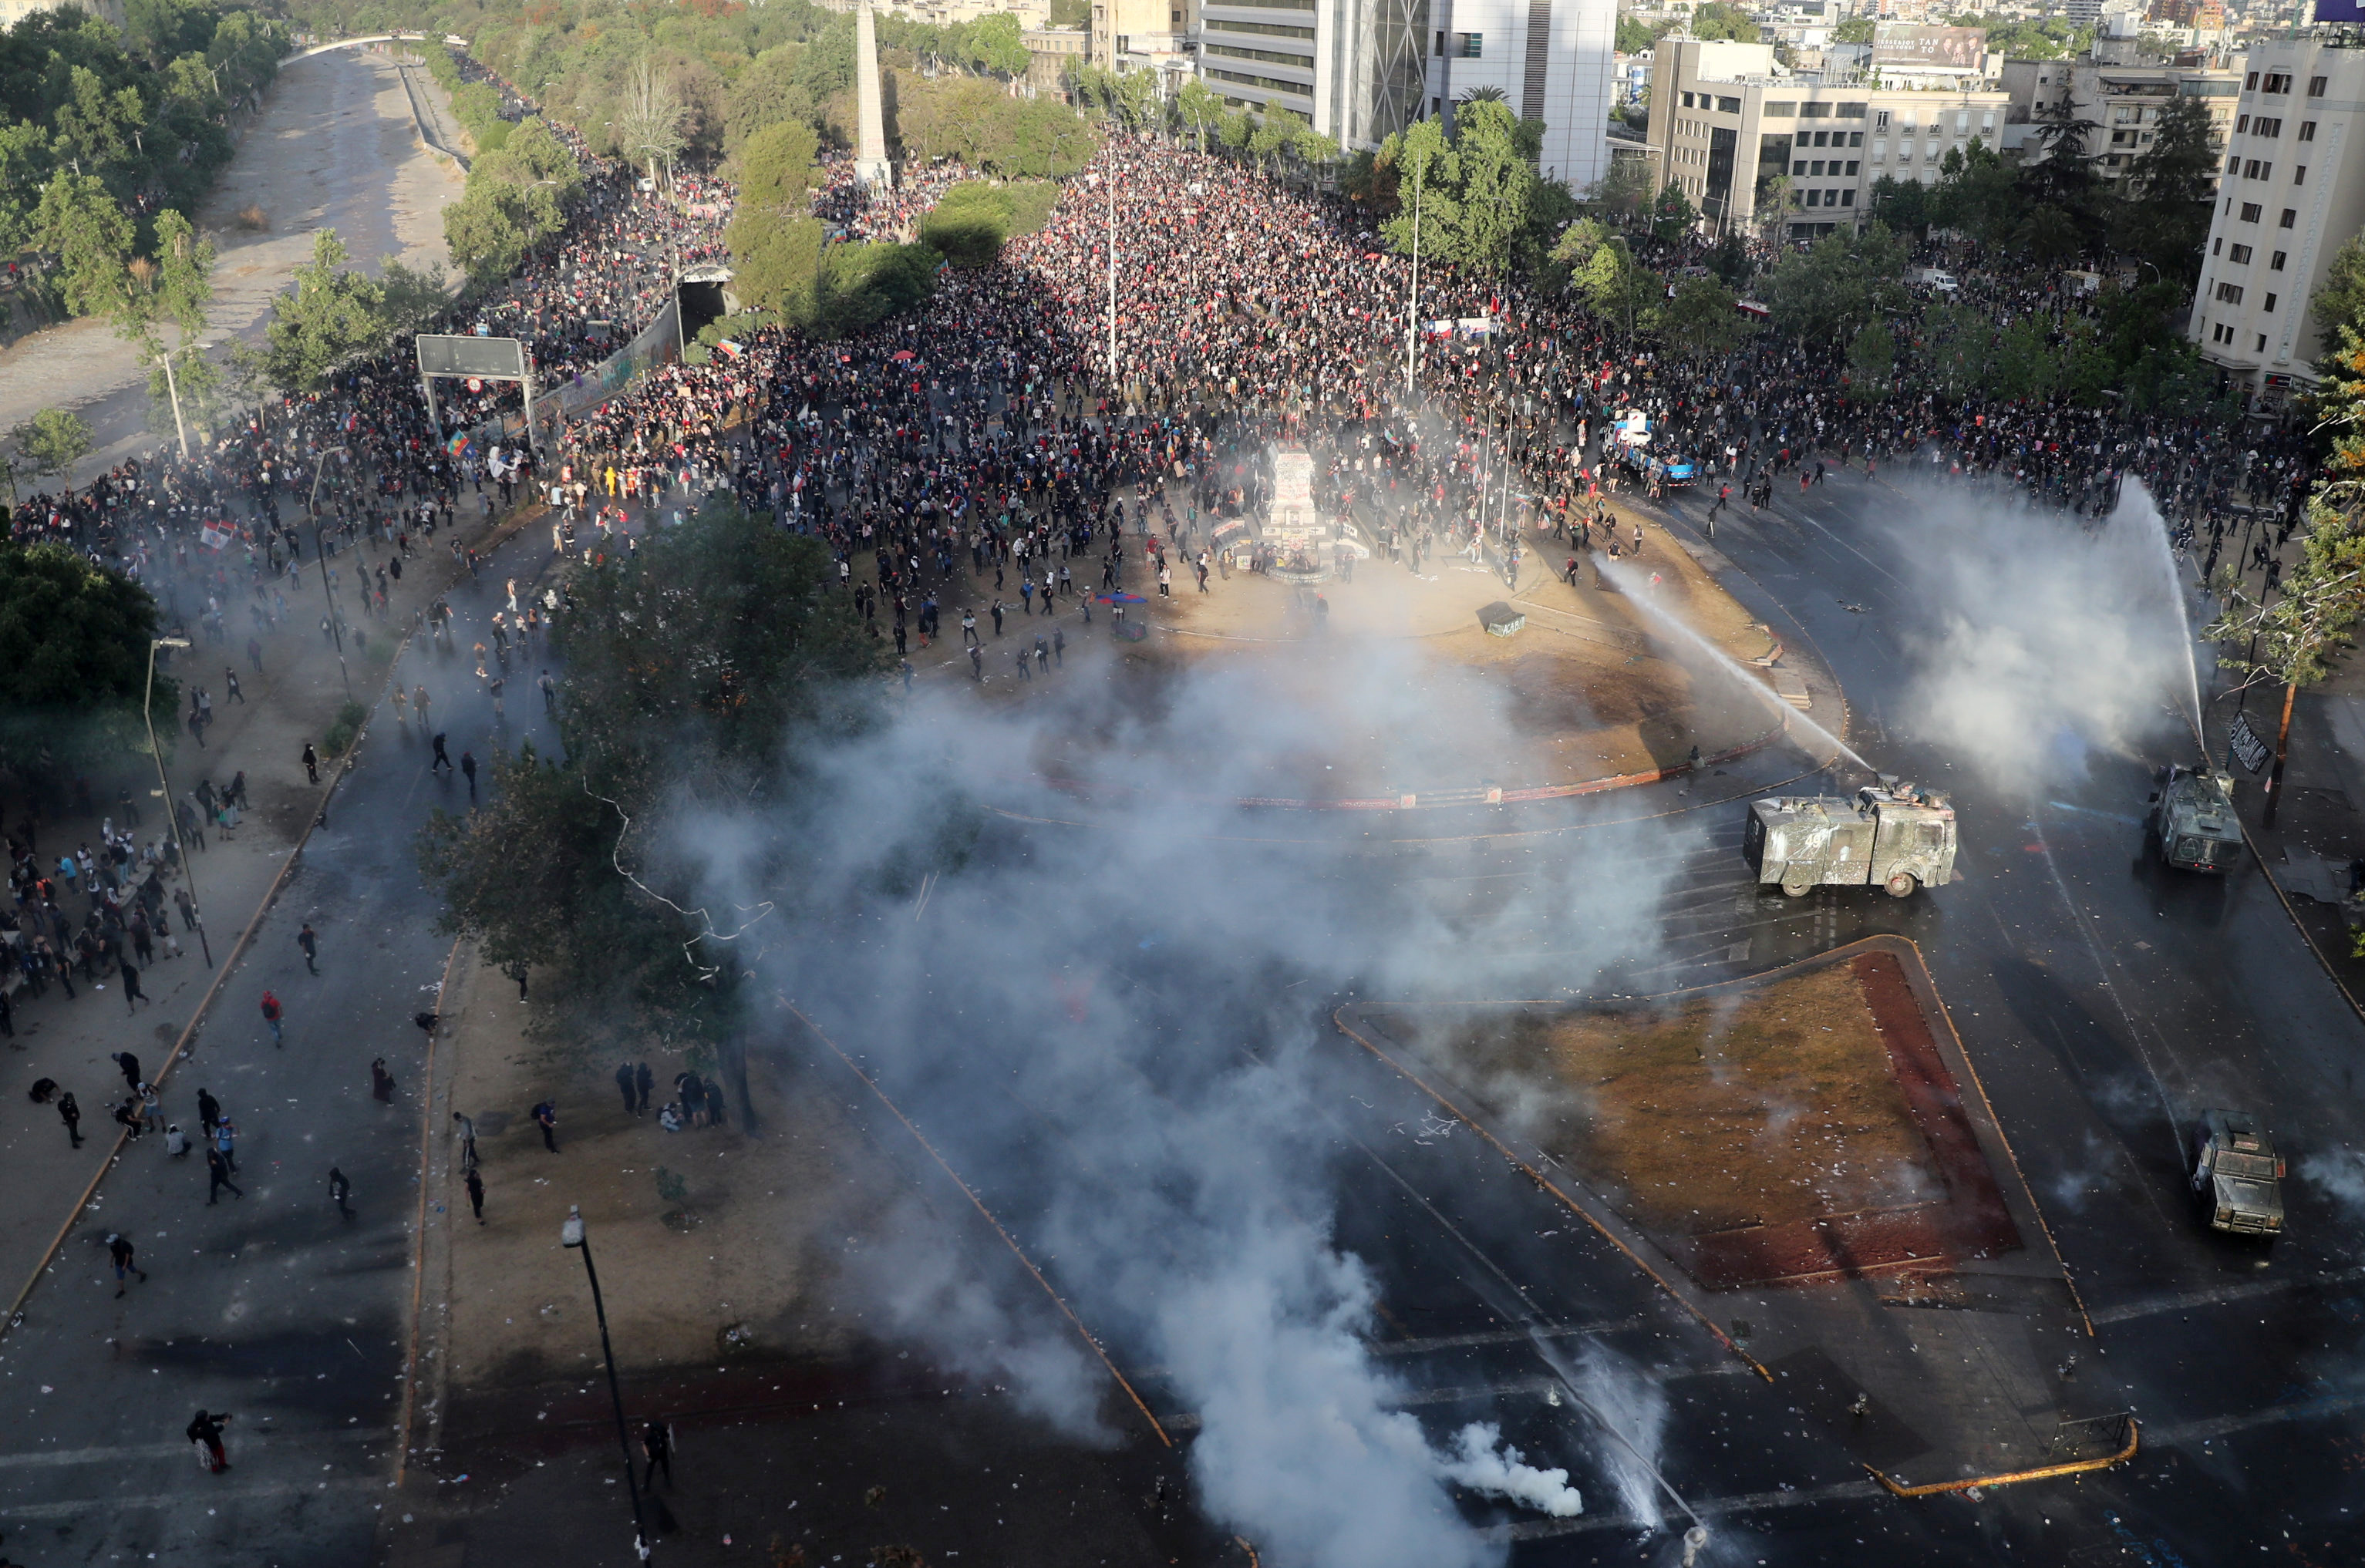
[1359,949,2020,1288]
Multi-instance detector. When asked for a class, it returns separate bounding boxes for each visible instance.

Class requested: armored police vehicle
[2147,764,2245,873]
[2189,1108,2285,1239]
[1743,779,1959,898]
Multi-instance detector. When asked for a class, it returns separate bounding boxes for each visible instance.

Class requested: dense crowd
[2,91,2332,1000]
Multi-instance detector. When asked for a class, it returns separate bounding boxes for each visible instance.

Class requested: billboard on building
[2315,0,2365,22]
[1871,24,1988,67]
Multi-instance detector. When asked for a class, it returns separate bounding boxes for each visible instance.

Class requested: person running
[260,991,283,1046]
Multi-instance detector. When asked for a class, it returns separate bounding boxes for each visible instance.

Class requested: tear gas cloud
[1879,481,2202,797]
[679,638,1698,1565]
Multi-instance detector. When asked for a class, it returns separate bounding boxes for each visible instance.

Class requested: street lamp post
[1403,172,1423,395]
[143,635,213,967]
[561,1206,654,1563]
[309,446,354,700]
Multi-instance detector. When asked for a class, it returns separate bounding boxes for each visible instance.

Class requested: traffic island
[985,513,1804,810]
[1346,944,2019,1292]
[1336,938,2117,1493]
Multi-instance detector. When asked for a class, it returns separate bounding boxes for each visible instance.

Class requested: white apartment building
[1200,0,1614,185]
[2000,56,2242,197]
[2191,38,2365,405]
[1649,37,2009,240]
[1427,0,1618,190]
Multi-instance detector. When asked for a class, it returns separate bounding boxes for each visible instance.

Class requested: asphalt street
[10,408,2359,1568]
[0,514,564,1566]
[912,460,2365,1564]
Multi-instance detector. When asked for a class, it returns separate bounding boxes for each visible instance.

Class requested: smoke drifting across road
[1878,480,2202,797]
[680,648,1693,1565]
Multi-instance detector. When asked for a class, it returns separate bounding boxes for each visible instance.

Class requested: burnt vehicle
[2189,1108,2285,1238]
[2148,764,2244,873]
[1743,778,1958,898]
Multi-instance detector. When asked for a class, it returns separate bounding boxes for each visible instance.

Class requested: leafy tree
[1845,321,1895,399]
[0,540,172,789]
[1248,106,1296,175]
[725,208,827,315]
[2207,338,2365,825]
[263,230,388,395]
[1929,139,2017,244]
[377,257,453,336]
[723,45,814,155]
[1553,218,1656,341]
[1650,180,1700,243]
[1867,174,1930,236]
[443,116,579,286]
[32,172,133,320]
[2124,94,2218,282]
[52,65,143,178]
[1218,108,1255,159]
[2318,230,2365,360]
[1378,117,1459,266]
[10,407,91,479]
[1615,16,1660,54]
[1586,156,1653,227]
[418,500,884,1055]
[1767,222,1907,342]
[1175,76,1222,153]
[1834,16,1876,43]
[1447,99,1535,273]
[2017,97,2103,248]
[1689,3,1763,42]
[1659,274,1753,362]
[964,12,1029,78]
[736,119,820,214]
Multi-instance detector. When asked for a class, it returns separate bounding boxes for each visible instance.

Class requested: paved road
[880,462,2365,1564]
[0,519,563,1566]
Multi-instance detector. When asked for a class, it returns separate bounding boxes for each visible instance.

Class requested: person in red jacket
[260,990,283,1046]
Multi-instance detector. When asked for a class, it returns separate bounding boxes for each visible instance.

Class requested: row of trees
[3,2,288,299]
[1864,96,2218,284]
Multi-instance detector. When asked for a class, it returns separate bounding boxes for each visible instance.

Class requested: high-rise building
[1199,0,1613,187]
[1426,0,1618,190]
[2191,38,2365,406]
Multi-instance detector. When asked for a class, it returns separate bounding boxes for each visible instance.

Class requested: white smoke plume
[1879,479,2202,797]
[1440,1422,1585,1518]
[682,630,1698,1565]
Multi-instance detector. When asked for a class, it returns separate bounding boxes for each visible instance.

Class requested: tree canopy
[0,540,173,789]
[417,500,884,1052]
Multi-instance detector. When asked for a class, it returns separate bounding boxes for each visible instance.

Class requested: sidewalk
[387,948,1194,1566]
[2208,671,2365,1019]
[0,490,554,1326]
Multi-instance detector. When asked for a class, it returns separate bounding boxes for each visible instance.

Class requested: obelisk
[854,0,893,190]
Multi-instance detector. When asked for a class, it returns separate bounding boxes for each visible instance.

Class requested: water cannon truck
[1743,777,1959,899]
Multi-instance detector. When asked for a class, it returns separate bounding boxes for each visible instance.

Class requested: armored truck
[2147,765,2244,873]
[1743,779,1958,898]
[2189,1109,2284,1238]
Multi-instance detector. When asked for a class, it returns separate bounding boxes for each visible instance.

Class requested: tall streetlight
[143,635,213,967]
[561,1206,654,1563]
[308,446,354,700]
[1403,170,1424,395]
